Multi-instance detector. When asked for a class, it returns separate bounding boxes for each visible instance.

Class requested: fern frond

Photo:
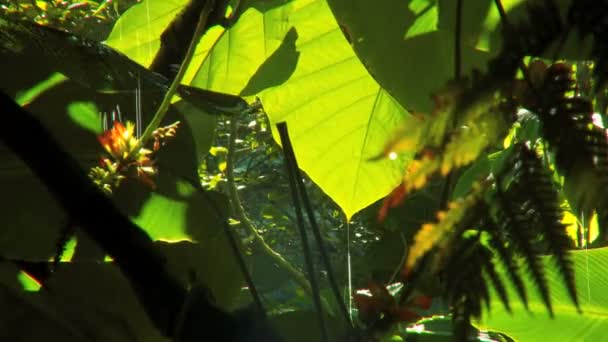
[404,183,484,275]
[479,243,512,313]
[511,143,579,309]
[452,296,474,342]
[396,100,512,196]
[473,246,493,315]
[441,109,509,174]
[444,236,492,341]
[443,235,487,310]
[483,213,529,310]
[392,1,563,198]
[530,62,608,243]
[381,2,563,205]
[494,179,554,316]
[401,152,441,194]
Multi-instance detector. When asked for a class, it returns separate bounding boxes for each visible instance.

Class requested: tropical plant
[1,0,608,341]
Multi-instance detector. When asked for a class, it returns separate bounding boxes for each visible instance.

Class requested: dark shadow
[183,182,247,309]
[240,27,300,97]
[0,76,137,260]
[249,0,298,14]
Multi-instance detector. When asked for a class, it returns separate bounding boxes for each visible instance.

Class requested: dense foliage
[1,0,608,341]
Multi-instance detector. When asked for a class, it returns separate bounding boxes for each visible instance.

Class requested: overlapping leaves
[186,0,416,218]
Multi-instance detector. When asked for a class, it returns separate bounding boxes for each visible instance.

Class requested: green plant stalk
[225,117,333,313]
[135,0,213,152]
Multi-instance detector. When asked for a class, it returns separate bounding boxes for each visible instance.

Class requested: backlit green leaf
[105,0,188,66]
[192,0,415,218]
[67,102,102,134]
[477,248,608,341]
[105,0,224,82]
[404,0,439,39]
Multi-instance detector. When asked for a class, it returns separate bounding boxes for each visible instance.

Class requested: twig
[224,117,265,312]
[388,233,408,285]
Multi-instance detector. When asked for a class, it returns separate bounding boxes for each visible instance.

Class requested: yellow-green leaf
[191,0,416,218]
[477,248,608,341]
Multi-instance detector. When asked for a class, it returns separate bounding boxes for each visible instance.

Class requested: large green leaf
[327,0,493,113]
[105,0,415,217]
[110,173,245,308]
[190,0,415,218]
[105,0,224,83]
[105,0,188,66]
[477,248,608,341]
[403,0,439,40]
[102,0,230,241]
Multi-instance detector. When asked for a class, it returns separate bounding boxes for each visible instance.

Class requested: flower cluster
[89,120,180,194]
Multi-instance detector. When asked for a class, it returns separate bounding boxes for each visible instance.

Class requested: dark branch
[277,122,329,342]
[286,128,353,330]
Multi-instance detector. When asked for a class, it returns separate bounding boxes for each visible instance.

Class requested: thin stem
[388,233,408,284]
[226,118,332,312]
[225,117,264,312]
[292,148,353,328]
[277,122,329,342]
[136,0,214,153]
